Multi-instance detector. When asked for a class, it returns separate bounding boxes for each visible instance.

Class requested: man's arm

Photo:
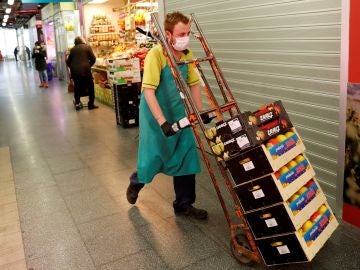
[143,88,166,125]
[190,83,202,111]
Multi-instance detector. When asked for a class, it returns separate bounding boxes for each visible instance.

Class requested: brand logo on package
[267,125,280,136]
[260,111,273,123]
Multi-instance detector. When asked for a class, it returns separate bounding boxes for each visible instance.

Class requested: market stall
[82,0,158,126]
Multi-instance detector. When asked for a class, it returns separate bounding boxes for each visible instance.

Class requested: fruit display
[134,9,147,26]
[64,22,75,31]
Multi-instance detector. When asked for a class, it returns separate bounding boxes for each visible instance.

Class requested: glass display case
[54,10,80,82]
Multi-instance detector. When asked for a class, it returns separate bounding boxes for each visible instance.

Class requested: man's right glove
[161,121,177,137]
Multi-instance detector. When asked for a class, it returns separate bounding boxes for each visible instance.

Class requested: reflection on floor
[0,60,360,270]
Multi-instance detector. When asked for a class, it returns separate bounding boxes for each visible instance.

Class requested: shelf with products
[89,25,116,34]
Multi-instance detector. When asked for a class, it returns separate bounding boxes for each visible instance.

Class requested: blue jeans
[38,69,48,84]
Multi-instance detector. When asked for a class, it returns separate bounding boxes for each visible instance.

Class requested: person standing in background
[66,36,98,110]
[14,46,19,61]
[32,41,48,88]
[25,46,31,60]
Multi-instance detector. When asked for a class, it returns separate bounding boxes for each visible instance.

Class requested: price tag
[228,118,242,133]
[265,218,278,228]
[236,134,250,149]
[277,245,290,255]
[243,161,255,171]
[252,189,265,199]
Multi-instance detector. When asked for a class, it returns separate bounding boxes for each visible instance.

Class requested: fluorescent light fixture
[8,0,14,5]
[89,0,108,4]
[2,23,6,27]
[4,15,9,20]
[5,8,11,14]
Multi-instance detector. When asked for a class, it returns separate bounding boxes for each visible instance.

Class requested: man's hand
[201,112,216,124]
[161,121,177,137]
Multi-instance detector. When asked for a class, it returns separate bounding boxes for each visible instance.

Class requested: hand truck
[150,13,263,265]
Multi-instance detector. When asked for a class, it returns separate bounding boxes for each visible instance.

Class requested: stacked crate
[207,101,338,266]
[107,58,141,128]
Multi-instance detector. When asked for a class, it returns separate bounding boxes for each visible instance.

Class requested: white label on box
[243,161,255,171]
[236,134,250,149]
[277,245,290,255]
[265,218,278,228]
[129,119,135,124]
[252,189,265,199]
[228,118,242,133]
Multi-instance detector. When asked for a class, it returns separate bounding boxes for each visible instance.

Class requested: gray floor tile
[46,153,85,174]
[14,167,56,190]
[64,187,120,224]
[21,209,83,260]
[181,252,248,270]
[78,213,151,266]
[99,249,170,270]
[138,217,223,270]
[16,185,67,221]
[54,168,101,195]
[27,250,96,270]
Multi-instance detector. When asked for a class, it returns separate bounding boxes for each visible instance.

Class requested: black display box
[113,83,141,128]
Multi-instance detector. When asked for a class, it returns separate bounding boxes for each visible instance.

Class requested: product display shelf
[92,65,114,107]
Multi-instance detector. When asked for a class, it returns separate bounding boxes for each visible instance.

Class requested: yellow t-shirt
[142,44,199,90]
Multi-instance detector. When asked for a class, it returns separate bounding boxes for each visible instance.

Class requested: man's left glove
[161,121,177,137]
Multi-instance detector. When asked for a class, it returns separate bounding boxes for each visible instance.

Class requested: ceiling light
[5,8,11,14]
[8,0,15,5]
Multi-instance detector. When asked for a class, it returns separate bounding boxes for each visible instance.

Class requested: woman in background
[32,41,48,88]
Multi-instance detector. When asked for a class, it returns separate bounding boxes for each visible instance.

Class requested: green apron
[137,63,201,183]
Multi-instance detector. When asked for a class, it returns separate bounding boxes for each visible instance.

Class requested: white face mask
[172,36,190,51]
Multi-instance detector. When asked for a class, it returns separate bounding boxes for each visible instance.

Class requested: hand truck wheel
[230,233,254,265]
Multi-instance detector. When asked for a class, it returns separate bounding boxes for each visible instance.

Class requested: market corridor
[1,60,360,270]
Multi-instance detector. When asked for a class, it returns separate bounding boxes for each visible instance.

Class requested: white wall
[0,29,18,59]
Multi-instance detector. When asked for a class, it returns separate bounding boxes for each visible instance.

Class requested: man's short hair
[74,36,86,45]
[164,11,189,33]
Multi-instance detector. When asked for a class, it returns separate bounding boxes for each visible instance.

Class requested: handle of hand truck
[172,112,216,133]
[188,112,217,125]
[171,117,192,132]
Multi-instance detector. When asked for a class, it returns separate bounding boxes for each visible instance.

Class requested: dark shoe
[126,182,144,204]
[75,103,82,111]
[176,207,208,220]
[88,104,99,110]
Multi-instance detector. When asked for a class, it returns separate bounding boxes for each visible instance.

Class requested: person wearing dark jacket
[66,36,98,110]
[32,42,48,88]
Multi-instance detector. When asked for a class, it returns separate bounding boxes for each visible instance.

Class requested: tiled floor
[0,147,27,270]
[0,60,360,270]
